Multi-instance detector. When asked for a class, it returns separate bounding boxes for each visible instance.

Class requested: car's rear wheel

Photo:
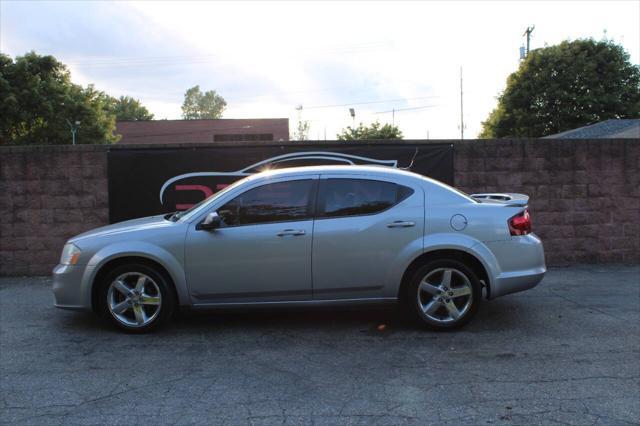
[407,259,481,330]
[98,263,175,333]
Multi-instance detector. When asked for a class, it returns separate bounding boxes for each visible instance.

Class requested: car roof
[253,164,427,181]
[248,165,476,204]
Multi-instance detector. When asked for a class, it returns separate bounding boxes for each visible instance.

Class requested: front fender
[80,241,190,309]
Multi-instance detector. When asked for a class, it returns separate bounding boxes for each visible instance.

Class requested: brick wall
[455,139,640,265]
[0,145,110,275]
[0,139,638,276]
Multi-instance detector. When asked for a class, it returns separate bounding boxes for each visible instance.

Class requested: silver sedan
[53,165,545,332]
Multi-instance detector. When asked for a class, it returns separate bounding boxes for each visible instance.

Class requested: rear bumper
[491,267,546,298]
[52,264,91,311]
[483,234,546,299]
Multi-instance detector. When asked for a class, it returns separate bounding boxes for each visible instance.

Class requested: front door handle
[277,229,306,237]
[387,221,416,228]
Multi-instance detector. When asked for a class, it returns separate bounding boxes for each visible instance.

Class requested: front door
[185,177,318,304]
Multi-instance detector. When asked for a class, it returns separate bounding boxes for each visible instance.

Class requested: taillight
[508,209,532,236]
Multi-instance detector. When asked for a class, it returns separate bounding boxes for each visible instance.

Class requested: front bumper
[52,264,91,311]
[484,233,546,299]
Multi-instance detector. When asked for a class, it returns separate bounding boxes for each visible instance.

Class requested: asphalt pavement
[1,266,639,425]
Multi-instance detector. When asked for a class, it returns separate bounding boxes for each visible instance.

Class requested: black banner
[107,143,453,223]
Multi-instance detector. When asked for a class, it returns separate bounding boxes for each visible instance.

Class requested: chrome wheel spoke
[422,299,440,315]
[134,276,147,292]
[140,294,160,305]
[444,300,461,319]
[441,269,453,288]
[132,304,148,325]
[450,286,471,298]
[112,300,130,315]
[419,281,440,295]
[113,280,131,296]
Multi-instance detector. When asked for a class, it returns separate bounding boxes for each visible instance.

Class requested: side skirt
[190,297,398,310]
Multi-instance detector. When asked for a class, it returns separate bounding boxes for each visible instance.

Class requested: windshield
[170,177,249,222]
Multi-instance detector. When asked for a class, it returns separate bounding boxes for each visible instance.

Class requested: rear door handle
[387,221,416,228]
[277,229,306,237]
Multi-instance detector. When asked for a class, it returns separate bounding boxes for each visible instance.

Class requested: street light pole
[66,119,80,145]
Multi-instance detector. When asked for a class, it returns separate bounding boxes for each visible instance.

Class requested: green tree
[292,119,311,141]
[337,121,403,140]
[0,51,117,145]
[480,39,640,138]
[105,95,154,121]
[181,85,227,119]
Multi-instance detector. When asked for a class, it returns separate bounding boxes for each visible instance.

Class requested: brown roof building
[115,118,289,144]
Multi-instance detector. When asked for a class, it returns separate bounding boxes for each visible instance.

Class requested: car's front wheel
[407,259,481,330]
[98,263,175,333]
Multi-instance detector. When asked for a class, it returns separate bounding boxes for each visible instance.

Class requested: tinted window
[319,179,414,217]
[218,180,313,226]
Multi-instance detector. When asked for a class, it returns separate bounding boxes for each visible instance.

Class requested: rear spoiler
[470,193,529,207]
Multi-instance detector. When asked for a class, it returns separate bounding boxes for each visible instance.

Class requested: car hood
[69,215,172,243]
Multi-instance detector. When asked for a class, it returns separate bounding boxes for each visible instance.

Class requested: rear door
[311,175,424,300]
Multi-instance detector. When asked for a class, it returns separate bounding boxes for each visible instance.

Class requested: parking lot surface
[1,266,639,425]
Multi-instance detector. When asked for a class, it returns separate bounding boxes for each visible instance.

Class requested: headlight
[60,243,82,265]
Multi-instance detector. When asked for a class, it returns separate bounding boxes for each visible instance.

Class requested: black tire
[406,259,481,330]
[97,263,175,333]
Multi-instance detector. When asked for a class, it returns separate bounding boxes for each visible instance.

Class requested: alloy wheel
[106,272,162,327]
[417,268,473,324]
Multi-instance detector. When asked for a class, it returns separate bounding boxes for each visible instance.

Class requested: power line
[305,96,438,110]
[374,104,438,114]
[100,82,420,107]
[228,83,403,104]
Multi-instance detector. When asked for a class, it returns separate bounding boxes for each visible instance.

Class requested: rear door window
[318,178,414,218]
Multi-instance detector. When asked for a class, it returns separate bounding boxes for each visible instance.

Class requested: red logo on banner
[175,184,229,210]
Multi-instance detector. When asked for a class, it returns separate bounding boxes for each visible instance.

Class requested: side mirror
[196,212,221,231]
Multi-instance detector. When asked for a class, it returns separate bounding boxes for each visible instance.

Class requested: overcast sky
[1,0,639,139]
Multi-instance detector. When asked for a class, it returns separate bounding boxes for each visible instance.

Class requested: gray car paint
[53,165,546,311]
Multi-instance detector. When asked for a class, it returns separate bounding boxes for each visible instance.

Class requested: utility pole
[459,66,464,140]
[523,25,535,56]
[392,108,395,126]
